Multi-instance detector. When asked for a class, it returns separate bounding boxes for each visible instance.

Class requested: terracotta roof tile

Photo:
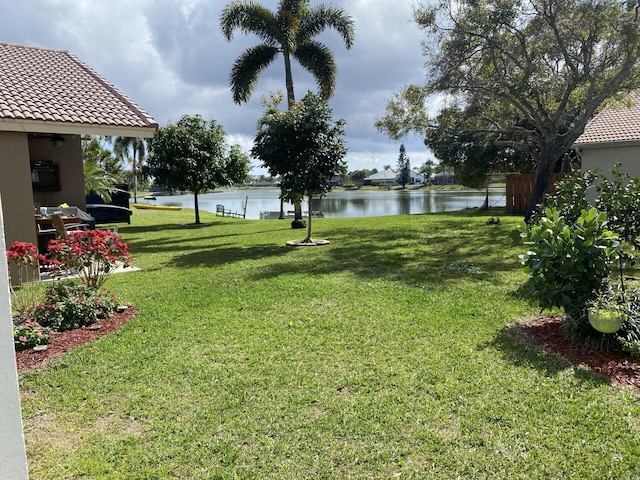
[576,90,640,146]
[0,42,157,132]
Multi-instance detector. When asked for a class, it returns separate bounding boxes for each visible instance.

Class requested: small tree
[146,115,250,224]
[396,144,411,188]
[252,91,347,243]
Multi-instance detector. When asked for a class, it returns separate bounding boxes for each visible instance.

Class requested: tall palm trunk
[132,155,138,203]
[284,53,303,223]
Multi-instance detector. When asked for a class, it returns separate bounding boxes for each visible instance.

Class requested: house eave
[574,139,640,149]
[0,119,157,138]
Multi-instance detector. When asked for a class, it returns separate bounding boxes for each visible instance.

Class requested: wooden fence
[505,173,564,214]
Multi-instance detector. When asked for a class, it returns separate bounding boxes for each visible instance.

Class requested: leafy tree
[383,0,640,220]
[375,84,431,142]
[113,137,146,203]
[419,159,435,180]
[220,0,354,222]
[146,115,250,224]
[252,91,347,242]
[424,106,535,189]
[348,169,375,186]
[396,144,411,188]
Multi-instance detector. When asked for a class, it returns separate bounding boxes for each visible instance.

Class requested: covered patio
[0,42,158,282]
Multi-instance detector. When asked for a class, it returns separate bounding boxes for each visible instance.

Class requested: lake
[146,187,506,219]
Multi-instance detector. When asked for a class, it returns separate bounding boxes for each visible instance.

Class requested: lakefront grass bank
[20,208,640,478]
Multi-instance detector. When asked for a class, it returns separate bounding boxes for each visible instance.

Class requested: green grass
[20,209,640,479]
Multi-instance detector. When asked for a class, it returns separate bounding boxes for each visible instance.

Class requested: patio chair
[51,214,88,239]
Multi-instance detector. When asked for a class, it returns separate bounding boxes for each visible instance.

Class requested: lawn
[19,208,640,479]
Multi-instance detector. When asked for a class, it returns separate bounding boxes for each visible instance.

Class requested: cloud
[0,0,436,173]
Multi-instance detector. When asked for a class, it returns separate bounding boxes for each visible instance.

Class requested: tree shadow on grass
[121,210,529,289]
[164,243,292,269]
[485,321,611,389]
[246,213,527,288]
[120,220,290,260]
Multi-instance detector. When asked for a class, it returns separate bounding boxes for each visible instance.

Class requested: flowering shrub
[6,241,46,284]
[6,241,48,319]
[48,230,131,289]
[13,318,50,351]
[34,280,118,331]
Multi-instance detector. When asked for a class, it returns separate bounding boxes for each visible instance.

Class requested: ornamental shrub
[47,230,131,289]
[596,164,640,251]
[6,241,48,320]
[533,170,598,226]
[519,207,619,316]
[13,318,50,351]
[34,280,117,331]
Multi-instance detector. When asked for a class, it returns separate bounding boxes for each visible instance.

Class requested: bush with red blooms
[6,241,46,284]
[47,230,131,289]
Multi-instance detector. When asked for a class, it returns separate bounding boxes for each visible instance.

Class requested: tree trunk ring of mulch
[15,307,137,373]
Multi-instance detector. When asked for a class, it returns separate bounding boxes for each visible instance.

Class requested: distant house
[409,169,425,185]
[574,90,640,182]
[0,42,158,281]
[363,170,396,186]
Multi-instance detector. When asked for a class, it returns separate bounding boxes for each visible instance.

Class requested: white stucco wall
[0,195,30,479]
[579,143,640,179]
[579,142,640,203]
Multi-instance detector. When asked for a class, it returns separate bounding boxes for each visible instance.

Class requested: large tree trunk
[524,154,558,223]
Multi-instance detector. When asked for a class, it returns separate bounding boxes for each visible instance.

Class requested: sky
[0,0,437,175]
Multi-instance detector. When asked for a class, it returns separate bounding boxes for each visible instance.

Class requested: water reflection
[151,188,504,219]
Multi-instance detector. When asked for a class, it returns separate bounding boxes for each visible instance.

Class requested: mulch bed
[523,315,640,388]
[15,307,137,373]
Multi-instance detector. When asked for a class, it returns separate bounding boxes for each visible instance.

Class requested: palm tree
[220,0,355,222]
[220,0,354,107]
[113,137,146,203]
[83,161,118,203]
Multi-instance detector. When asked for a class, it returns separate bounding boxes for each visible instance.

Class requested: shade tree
[252,91,347,243]
[146,115,250,224]
[379,0,640,220]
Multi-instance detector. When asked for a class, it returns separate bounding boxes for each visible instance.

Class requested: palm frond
[230,44,280,104]
[83,162,117,203]
[295,40,336,100]
[220,0,277,43]
[299,5,355,49]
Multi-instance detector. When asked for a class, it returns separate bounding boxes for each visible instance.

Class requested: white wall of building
[0,195,30,479]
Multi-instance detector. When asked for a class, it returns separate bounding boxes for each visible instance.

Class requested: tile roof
[575,90,640,146]
[0,42,157,135]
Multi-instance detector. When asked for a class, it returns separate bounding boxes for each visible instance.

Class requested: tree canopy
[146,115,250,224]
[379,0,640,219]
[252,91,348,242]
